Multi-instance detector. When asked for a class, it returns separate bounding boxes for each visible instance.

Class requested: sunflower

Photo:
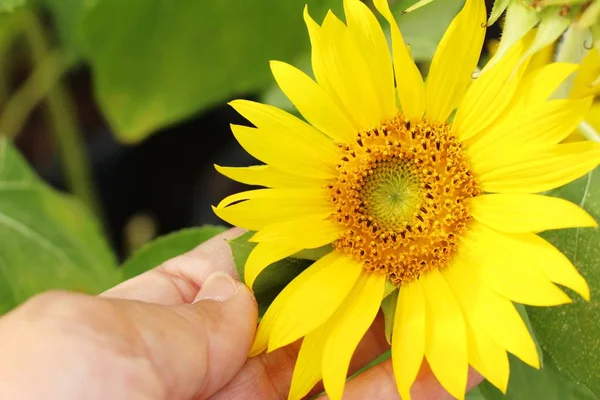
[214,0,600,399]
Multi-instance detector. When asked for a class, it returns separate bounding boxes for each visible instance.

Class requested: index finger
[101,228,245,304]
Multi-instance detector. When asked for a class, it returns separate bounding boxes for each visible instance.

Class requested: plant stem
[17,9,102,218]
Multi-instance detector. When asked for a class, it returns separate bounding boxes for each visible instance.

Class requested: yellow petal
[442,256,540,369]
[373,0,425,120]
[231,124,336,179]
[468,97,592,169]
[213,188,331,231]
[569,46,600,99]
[315,11,383,130]
[420,269,468,399]
[471,194,597,233]
[515,233,590,301]
[215,165,324,188]
[322,271,386,400]
[267,253,362,350]
[479,141,600,194]
[270,60,356,143]
[288,328,329,400]
[515,63,579,108]
[462,224,572,306]
[250,216,343,249]
[392,278,426,400]
[465,322,510,393]
[425,0,486,123]
[453,36,526,141]
[343,0,395,120]
[245,242,303,290]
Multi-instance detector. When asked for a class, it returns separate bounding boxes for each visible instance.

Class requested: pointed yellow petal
[288,328,329,400]
[343,0,395,120]
[453,36,526,141]
[322,272,386,400]
[215,165,324,188]
[468,97,592,169]
[570,48,600,99]
[373,0,425,120]
[250,216,343,249]
[465,322,510,393]
[245,242,303,290]
[515,233,590,301]
[471,194,597,233]
[463,224,572,306]
[231,124,336,179]
[315,11,384,130]
[270,60,356,143]
[420,269,468,399]
[443,256,540,369]
[392,279,425,400]
[479,141,600,194]
[516,63,579,107]
[425,0,486,123]
[267,253,362,350]
[213,188,331,230]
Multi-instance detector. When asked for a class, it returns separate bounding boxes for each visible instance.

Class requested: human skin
[0,228,482,399]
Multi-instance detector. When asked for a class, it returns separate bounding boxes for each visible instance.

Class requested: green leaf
[42,0,339,143]
[527,168,600,396]
[0,138,118,314]
[121,225,227,280]
[473,352,597,400]
[228,232,312,315]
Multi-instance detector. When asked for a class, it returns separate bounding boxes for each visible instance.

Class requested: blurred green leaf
[229,232,312,315]
[395,0,464,61]
[0,0,25,13]
[42,0,340,143]
[527,168,600,396]
[121,225,227,280]
[0,137,118,314]
[472,353,597,400]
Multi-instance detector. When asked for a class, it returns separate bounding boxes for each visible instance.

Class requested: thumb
[132,271,258,399]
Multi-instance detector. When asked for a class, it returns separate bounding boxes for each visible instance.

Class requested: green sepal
[488,0,511,26]
[381,288,399,345]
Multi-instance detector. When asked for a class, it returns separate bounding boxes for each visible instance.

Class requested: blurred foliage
[40,0,344,143]
[0,138,118,313]
[121,226,227,280]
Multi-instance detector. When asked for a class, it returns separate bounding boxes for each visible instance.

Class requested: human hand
[0,228,482,399]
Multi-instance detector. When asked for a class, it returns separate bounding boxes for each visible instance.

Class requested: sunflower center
[329,114,480,285]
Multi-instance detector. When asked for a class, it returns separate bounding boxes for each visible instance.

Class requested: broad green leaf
[0,138,118,314]
[528,168,600,396]
[121,225,227,280]
[42,0,339,143]
[228,232,312,315]
[473,352,597,400]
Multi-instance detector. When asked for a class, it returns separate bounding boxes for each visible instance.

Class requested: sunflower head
[214,0,599,399]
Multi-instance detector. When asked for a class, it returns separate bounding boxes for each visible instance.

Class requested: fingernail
[193,271,240,302]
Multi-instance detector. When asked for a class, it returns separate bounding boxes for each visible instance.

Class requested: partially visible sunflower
[214,0,600,399]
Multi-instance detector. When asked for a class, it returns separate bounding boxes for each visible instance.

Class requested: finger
[120,271,258,399]
[209,313,390,400]
[320,360,483,400]
[102,228,245,304]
